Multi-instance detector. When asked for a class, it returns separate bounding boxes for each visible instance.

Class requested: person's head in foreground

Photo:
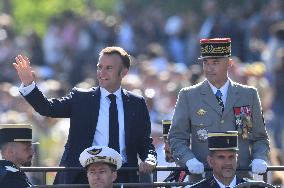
[0,124,35,167]
[207,131,239,186]
[79,146,122,188]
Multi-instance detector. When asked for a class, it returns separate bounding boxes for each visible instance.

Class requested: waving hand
[13,55,35,86]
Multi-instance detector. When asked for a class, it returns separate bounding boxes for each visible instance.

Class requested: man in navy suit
[13,47,157,184]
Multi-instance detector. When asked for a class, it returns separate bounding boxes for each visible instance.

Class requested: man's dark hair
[99,46,131,69]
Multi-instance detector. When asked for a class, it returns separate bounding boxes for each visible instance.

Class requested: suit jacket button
[220,120,224,124]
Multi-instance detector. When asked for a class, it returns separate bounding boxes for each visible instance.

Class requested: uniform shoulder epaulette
[191,178,207,187]
[4,166,19,172]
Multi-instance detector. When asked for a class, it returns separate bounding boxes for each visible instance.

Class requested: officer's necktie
[215,89,224,113]
[108,94,120,152]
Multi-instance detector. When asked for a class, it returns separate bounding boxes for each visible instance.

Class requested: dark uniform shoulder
[190,178,210,188]
[0,160,14,185]
[0,160,31,188]
[190,176,219,188]
[0,160,13,179]
[236,180,276,188]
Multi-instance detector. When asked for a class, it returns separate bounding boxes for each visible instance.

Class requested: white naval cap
[79,146,122,170]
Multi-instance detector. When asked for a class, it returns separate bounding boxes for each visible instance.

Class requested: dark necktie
[108,94,120,152]
[215,89,224,112]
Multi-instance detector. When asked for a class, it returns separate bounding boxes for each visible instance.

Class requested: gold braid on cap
[85,156,117,167]
[201,45,230,54]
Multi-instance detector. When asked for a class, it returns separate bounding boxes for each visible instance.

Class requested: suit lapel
[121,89,131,145]
[91,87,101,136]
[201,80,223,115]
[222,81,240,118]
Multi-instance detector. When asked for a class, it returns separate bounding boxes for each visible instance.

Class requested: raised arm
[13,55,35,86]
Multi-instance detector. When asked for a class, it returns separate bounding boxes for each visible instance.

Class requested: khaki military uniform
[168,79,270,181]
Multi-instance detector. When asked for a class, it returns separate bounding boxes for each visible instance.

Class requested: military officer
[190,131,274,188]
[0,124,36,188]
[168,38,270,183]
[79,145,123,188]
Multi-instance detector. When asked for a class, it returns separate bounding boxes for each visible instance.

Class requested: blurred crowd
[1,0,284,185]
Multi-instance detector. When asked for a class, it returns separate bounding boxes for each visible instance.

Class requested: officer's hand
[186,158,204,174]
[139,161,156,174]
[13,55,35,86]
[250,159,267,174]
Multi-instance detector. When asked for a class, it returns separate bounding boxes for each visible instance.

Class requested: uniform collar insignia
[209,178,215,186]
[5,166,19,172]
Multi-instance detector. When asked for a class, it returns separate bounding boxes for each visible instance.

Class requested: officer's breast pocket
[191,117,212,127]
[191,118,213,143]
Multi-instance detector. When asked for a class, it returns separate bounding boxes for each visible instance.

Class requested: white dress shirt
[93,87,127,163]
[214,174,237,188]
[19,81,36,95]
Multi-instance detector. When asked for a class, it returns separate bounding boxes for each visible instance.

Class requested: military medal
[196,129,208,142]
[197,108,207,116]
[233,106,252,139]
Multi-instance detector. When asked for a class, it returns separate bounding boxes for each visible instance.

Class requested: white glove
[250,159,267,174]
[186,158,204,174]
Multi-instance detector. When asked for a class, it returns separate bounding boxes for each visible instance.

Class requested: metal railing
[31,182,192,187]
[22,166,284,187]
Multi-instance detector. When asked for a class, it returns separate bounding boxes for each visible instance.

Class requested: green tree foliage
[9,0,116,36]
[6,0,267,37]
